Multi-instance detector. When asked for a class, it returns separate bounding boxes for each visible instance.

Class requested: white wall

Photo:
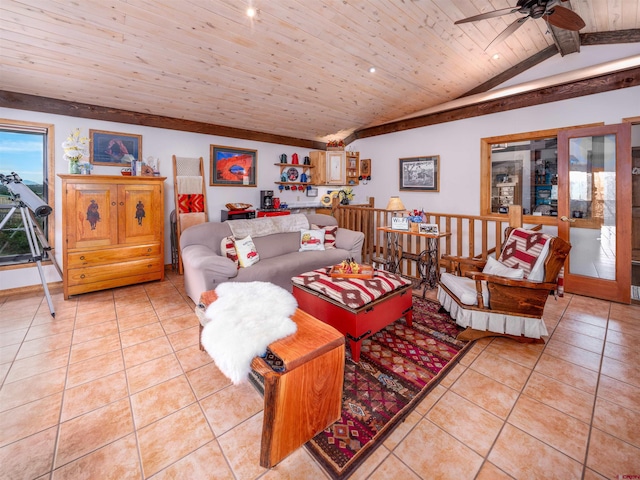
[1,45,638,291]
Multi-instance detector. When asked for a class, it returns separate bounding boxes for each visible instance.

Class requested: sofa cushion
[220,236,239,269]
[482,256,524,279]
[299,229,325,251]
[312,224,337,249]
[234,235,260,268]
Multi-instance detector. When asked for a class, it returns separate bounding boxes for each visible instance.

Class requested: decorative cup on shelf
[121,167,132,176]
[291,153,299,164]
[279,154,287,163]
[300,173,307,183]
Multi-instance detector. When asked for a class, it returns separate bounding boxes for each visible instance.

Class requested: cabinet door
[326,151,346,185]
[310,151,327,185]
[119,183,163,244]
[65,182,118,249]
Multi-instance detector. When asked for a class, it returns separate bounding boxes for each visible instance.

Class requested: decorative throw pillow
[311,224,337,249]
[220,235,239,269]
[234,235,260,267]
[482,256,524,279]
[299,229,325,251]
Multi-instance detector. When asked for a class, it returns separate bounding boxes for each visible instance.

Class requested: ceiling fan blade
[544,5,586,30]
[455,7,520,25]
[484,16,529,51]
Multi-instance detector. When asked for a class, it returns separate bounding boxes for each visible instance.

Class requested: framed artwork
[360,158,371,177]
[90,130,142,166]
[210,145,257,187]
[399,155,439,192]
[419,223,439,235]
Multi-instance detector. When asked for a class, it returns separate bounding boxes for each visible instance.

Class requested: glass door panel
[558,124,631,303]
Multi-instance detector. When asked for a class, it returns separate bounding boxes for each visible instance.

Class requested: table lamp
[386,196,406,215]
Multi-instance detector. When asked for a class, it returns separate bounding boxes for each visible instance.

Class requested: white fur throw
[201,282,298,384]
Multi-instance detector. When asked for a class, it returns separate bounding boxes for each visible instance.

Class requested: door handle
[560,216,576,223]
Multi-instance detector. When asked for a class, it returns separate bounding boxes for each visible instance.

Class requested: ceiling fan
[455,0,586,51]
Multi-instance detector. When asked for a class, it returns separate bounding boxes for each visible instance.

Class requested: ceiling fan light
[492,53,501,60]
[368,66,376,73]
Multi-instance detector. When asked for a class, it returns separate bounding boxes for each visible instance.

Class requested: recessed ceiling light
[247,7,256,17]
[492,53,500,60]
[368,66,376,73]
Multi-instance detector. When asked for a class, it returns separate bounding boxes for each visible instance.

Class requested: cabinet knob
[119,202,124,206]
[80,255,85,260]
[111,202,116,206]
[147,248,152,252]
[80,274,86,279]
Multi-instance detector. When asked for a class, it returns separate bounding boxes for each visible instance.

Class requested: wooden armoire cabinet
[59,174,166,299]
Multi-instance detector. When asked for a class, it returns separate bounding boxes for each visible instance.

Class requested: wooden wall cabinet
[309,150,346,185]
[346,152,360,185]
[59,174,166,299]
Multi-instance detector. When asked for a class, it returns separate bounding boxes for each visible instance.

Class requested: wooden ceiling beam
[580,29,640,45]
[353,67,640,139]
[0,91,326,150]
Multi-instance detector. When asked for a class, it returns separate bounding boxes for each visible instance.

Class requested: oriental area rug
[306,296,471,479]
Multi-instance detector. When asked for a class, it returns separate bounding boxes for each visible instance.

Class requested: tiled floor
[1,272,639,479]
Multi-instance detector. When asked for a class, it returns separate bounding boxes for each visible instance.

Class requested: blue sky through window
[0,131,45,184]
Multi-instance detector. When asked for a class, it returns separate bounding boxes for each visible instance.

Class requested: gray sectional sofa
[179,213,365,303]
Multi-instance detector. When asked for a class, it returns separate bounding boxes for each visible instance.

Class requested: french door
[557,123,631,303]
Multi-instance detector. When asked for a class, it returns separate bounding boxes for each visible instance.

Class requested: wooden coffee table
[291,268,413,362]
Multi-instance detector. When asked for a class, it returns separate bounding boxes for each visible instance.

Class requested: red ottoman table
[291,267,413,362]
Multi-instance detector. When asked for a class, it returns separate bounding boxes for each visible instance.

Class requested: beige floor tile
[74,308,116,328]
[488,424,583,480]
[148,440,234,480]
[52,433,141,480]
[61,371,129,422]
[167,325,199,351]
[508,395,590,461]
[216,412,266,480]
[154,304,195,321]
[137,403,214,478]
[382,409,422,451]
[0,327,27,348]
[603,340,640,365]
[484,338,544,369]
[119,322,165,349]
[523,371,595,423]
[24,318,75,342]
[175,343,215,373]
[555,318,606,341]
[71,320,118,345]
[544,337,602,372]
[367,454,420,480]
[475,461,514,480]
[426,390,503,456]
[450,367,519,419]
[66,350,124,388]
[605,327,640,349]
[116,308,158,331]
[0,426,57,480]
[122,335,173,368]
[0,366,66,412]
[470,351,532,390]
[160,313,198,334]
[600,354,640,389]
[16,330,73,360]
[586,428,640,479]
[185,361,232,399]
[395,419,483,479]
[4,346,70,383]
[0,342,20,365]
[0,392,63,448]
[261,446,332,480]
[534,353,599,394]
[597,375,640,413]
[131,375,196,428]
[55,398,134,468]
[200,382,263,436]
[592,396,640,448]
[125,353,183,394]
[69,332,121,364]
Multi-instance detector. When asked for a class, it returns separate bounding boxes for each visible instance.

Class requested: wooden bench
[197,290,345,468]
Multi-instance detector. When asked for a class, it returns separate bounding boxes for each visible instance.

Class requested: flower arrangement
[61,129,89,173]
[338,187,354,204]
[327,139,345,148]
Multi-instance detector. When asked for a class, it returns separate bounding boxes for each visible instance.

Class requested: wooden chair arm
[441,254,487,275]
[467,272,557,291]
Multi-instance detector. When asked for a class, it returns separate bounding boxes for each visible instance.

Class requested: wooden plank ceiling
[1,0,639,144]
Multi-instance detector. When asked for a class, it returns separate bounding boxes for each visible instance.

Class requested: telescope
[0,171,58,316]
[0,172,52,218]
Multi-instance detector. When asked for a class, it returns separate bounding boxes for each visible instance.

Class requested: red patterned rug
[306,296,471,479]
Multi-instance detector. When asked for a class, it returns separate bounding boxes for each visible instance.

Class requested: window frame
[0,119,55,270]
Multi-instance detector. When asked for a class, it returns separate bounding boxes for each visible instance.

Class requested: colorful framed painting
[399,155,439,192]
[90,130,142,166]
[210,145,257,187]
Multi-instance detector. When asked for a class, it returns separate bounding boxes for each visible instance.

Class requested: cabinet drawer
[67,244,161,267]
[67,257,163,286]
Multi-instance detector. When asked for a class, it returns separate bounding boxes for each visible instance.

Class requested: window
[480,124,601,223]
[0,120,55,266]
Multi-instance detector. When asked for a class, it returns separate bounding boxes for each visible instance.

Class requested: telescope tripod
[0,202,61,317]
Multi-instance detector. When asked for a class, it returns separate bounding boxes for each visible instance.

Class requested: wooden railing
[331,198,520,280]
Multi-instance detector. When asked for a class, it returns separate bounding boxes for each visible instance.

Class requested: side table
[196,290,345,468]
